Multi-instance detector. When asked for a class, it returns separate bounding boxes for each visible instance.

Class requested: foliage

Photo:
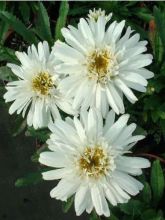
[0,1,165,219]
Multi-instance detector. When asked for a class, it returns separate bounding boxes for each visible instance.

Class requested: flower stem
[135,153,165,164]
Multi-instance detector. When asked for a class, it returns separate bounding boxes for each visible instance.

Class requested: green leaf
[108,213,118,220]
[55,1,69,41]
[134,125,147,136]
[89,211,100,220]
[0,11,37,44]
[34,2,52,45]
[141,209,164,220]
[0,14,10,43]
[19,2,30,23]
[0,2,6,11]
[62,196,74,213]
[142,182,152,204]
[151,111,159,123]
[25,127,50,143]
[157,111,165,120]
[134,8,153,22]
[12,119,27,136]
[0,66,17,81]
[151,160,165,206]
[15,172,43,187]
[0,45,18,63]
[154,6,165,48]
[120,199,144,216]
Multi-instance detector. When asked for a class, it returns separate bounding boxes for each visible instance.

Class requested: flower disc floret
[32,72,54,96]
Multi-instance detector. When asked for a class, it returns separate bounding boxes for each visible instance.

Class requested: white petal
[114,78,138,103]
[118,156,150,169]
[104,114,129,143]
[39,151,67,168]
[74,117,86,143]
[135,68,154,79]
[42,168,71,180]
[75,185,89,216]
[103,110,115,134]
[108,83,125,114]
[112,123,136,147]
[106,86,119,114]
[78,18,94,46]
[112,171,143,196]
[91,185,110,217]
[55,41,84,63]
[50,178,79,201]
[88,108,97,141]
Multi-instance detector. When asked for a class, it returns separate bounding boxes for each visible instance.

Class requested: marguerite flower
[88,8,112,22]
[53,11,154,116]
[4,41,75,129]
[39,109,150,217]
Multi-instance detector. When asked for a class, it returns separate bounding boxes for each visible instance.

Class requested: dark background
[0,102,87,220]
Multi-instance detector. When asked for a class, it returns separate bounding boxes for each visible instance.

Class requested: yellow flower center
[78,146,110,178]
[32,72,54,95]
[87,49,114,83]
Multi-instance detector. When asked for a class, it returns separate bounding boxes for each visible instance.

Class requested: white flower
[88,8,112,22]
[39,109,150,217]
[53,13,154,116]
[4,41,75,129]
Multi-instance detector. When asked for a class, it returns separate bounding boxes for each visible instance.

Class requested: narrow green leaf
[15,172,42,187]
[25,127,49,143]
[19,2,30,23]
[120,199,144,216]
[0,11,37,44]
[62,196,74,213]
[0,23,10,44]
[12,119,27,136]
[154,6,165,48]
[134,8,154,22]
[141,209,164,220]
[151,160,165,205]
[0,66,17,81]
[34,2,52,45]
[0,2,6,11]
[55,1,69,41]
[142,182,152,204]
[157,111,165,119]
[108,213,118,220]
[0,45,18,63]
[89,211,99,220]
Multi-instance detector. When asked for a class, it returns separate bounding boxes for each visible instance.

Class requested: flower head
[39,109,150,217]
[54,12,154,116]
[88,8,112,22]
[4,41,75,129]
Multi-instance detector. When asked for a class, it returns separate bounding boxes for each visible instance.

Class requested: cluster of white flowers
[4,9,154,218]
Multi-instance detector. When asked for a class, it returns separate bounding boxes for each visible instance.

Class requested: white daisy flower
[53,12,154,116]
[4,41,75,129]
[39,109,150,217]
[88,8,112,22]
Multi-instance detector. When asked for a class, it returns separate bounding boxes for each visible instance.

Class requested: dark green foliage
[33,2,53,45]
[151,160,165,206]
[26,127,50,143]
[15,171,43,187]
[55,1,69,41]
[0,45,17,63]
[154,6,165,48]
[62,196,74,213]
[0,66,17,81]
[0,11,37,44]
